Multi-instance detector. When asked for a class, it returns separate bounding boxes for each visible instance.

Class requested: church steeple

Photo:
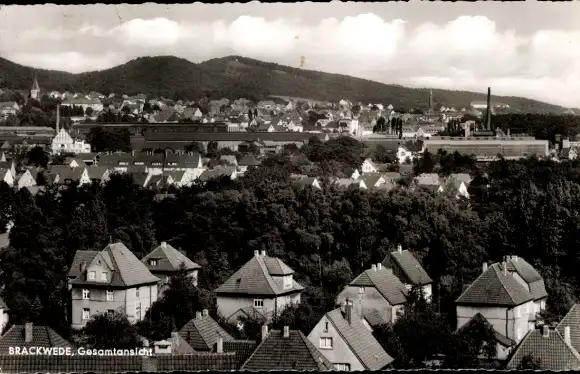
[30,77,40,100]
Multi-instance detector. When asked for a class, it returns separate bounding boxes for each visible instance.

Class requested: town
[0,69,577,372]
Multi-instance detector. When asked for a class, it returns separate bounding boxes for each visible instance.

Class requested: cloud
[2,12,580,107]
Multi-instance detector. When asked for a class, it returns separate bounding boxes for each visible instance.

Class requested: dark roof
[461,313,515,347]
[359,174,383,189]
[86,166,109,180]
[505,328,580,370]
[142,243,201,272]
[385,249,433,285]
[68,250,98,279]
[69,242,160,288]
[198,167,236,182]
[238,154,261,166]
[456,263,534,306]
[215,253,303,297]
[142,131,326,143]
[506,256,548,300]
[326,308,394,370]
[179,314,234,351]
[222,340,258,368]
[363,309,387,327]
[241,330,334,371]
[557,304,580,354]
[350,266,407,305]
[0,325,72,354]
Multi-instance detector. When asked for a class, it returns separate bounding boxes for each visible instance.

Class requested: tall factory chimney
[56,103,60,134]
[485,87,492,131]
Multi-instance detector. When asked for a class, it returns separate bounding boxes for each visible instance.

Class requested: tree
[373,117,387,133]
[517,354,542,370]
[82,310,142,349]
[86,127,131,152]
[85,107,94,117]
[184,142,205,155]
[26,146,49,168]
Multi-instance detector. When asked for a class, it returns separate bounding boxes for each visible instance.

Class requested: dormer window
[88,271,96,280]
[150,259,157,266]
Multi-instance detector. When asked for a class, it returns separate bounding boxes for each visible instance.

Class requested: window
[324,322,329,332]
[136,289,140,298]
[88,271,96,280]
[254,299,264,308]
[319,337,333,349]
[101,272,108,281]
[358,287,365,294]
[106,290,114,301]
[136,303,142,319]
[82,289,90,300]
[334,364,351,371]
[82,308,90,320]
[150,259,157,266]
[541,301,546,310]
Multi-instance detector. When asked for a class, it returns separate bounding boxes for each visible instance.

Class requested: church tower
[30,77,40,100]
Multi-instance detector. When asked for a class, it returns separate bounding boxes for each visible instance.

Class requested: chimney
[377,263,382,270]
[502,262,507,276]
[507,128,511,137]
[254,250,259,257]
[261,325,268,342]
[171,332,179,351]
[261,250,266,257]
[132,150,135,156]
[372,264,377,272]
[482,262,488,273]
[56,104,60,134]
[345,298,353,325]
[512,255,518,262]
[80,261,87,274]
[24,323,33,343]
[161,241,167,248]
[565,326,571,345]
[216,337,223,353]
[398,244,402,254]
[486,87,492,131]
[202,309,208,317]
[196,311,202,320]
[543,325,550,337]
[283,326,290,338]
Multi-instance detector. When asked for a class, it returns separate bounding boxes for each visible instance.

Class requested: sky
[1,2,579,107]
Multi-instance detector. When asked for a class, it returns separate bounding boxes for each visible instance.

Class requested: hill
[0,55,572,114]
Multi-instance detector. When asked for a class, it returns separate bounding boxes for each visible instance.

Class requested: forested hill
[0,55,572,113]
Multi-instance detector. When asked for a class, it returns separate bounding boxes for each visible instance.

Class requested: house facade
[360,158,378,173]
[382,245,433,301]
[52,128,91,155]
[17,169,37,189]
[68,242,160,329]
[215,250,304,323]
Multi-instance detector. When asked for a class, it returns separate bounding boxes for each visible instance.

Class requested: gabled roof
[556,304,580,354]
[215,253,303,297]
[222,340,258,368]
[505,328,580,370]
[450,173,472,185]
[293,176,320,188]
[384,249,433,285]
[461,313,515,347]
[0,325,71,354]
[86,166,109,180]
[238,154,261,166]
[141,243,201,272]
[68,250,99,279]
[326,308,394,370]
[359,174,383,188]
[456,263,534,306]
[415,173,440,186]
[179,313,234,351]
[362,309,387,327]
[350,266,407,305]
[505,256,548,300]
[198,167,235,182]
[241,330,334,371]
[69,242,160,288]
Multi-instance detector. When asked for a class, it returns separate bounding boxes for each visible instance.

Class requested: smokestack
[377,263,382,270]
[261,250,266,257]
[261,325,268,342]
[565,326,571,345]
[254,250,259,257]
[56,104,60,133]
[216,337,223,353]
[372,264,377,272]
[486,87,492,131]
[543,325,550,338]
[196,311,202,320]
[482,262,488,273]
[283,326,290,338]
[202,309,208,317]
[398,244,402,254]
[502,262,507,276]
[345,298,352,325]
[24,323,33,343]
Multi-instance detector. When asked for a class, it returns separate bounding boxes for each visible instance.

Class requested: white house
[16,169,36,189]
[0,169,14,186]
[52,128,91,155]
[360,159,378,173]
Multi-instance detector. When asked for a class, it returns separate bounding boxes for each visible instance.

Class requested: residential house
[359,173,386,189]
[0,168,14,186]
[0,297,9,333]
[308,301,393,371]
[238,154,261,172]
[257,101,276,110]
[86,166,111,184]
[505,325,580,370]
[360,158,378,173]
[458,313,516,360]
[162,170,189,187]
[350,169,360,180]
[334,178,367,189]
[16,169,36,189]
[144,174,171,190]
[397,142,422,164]
[141,241,201,293]
[60,97,104,112]
[382,245,433,301]
[241,325,334,371]
[67,157,85,168]
[52,128,91,155]
[198,167,237,182]
[219,155,238,167]
[337,263,408,325]
[456,262,536,344]
[215,250,304,323]
[179,310,234,351]
[257,122,275,132]
[0,160,16,178]
[438,176,470,199]
[503,255,548,316]
[67,242,160,329]
[0,323,72,354]
[52,166,91,186]
[152,332,196,355]
[0,101,19,117]
[414,173,441,192]
[293,176,322,190]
